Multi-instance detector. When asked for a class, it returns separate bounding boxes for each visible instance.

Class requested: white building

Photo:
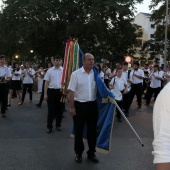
[133,12,157,65]
[134,12,156,41]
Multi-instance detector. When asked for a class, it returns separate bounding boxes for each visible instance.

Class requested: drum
[111,89,122,101]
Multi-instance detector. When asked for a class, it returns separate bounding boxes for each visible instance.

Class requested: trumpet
[145,71,154,84]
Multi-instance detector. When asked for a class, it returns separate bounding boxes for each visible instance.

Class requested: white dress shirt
[122,70,128,80]
[109,76,127,91]
[150,71,164,88]
[104,67,111,79]
[152,82,170,163]
[22,68,35,84]
[0,66,11,78]
[12,70,21,80]
[130,69,144,84]
[68,67,97,102]
[44,66,63,89]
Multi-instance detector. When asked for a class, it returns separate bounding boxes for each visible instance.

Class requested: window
[150,34,154,38]
[151,24,155,28]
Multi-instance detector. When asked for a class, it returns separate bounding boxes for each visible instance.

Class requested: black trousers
[122,91,130,114]
[38,80,45,106]
[129,83,143,107]
[73,101,98,155]
[0,83,8,113]
[21,84,33,102]
[104,79,109,88]
[146,87,161,104]
[47,89,63,129]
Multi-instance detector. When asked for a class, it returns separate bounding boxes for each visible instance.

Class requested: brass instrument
[145,71,155,84]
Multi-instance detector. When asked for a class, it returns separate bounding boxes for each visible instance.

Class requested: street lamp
[15,55,19,59]
[30,50,33,53]
[164,0,169,69]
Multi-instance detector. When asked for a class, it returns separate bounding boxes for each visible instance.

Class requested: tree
[0,0,143,64]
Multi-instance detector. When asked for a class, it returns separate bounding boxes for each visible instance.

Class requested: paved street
[0,92,154,170]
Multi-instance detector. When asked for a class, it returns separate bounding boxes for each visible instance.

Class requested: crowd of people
[1,53,170,167]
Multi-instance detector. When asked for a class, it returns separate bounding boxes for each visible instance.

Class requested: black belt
[132,83,142,85]
[48,88,60,90]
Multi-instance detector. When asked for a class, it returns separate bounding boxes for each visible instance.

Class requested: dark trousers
[73,101,98,155]
[0,83,8,113]
[21,84,33,102]
[146,87,161,104]
[38,80,45,106]
[104,79,109,88]
[116,100,123,119]
[5,82,9,108]
[129,83,143,107]
[47,89,63,129]
[122,91,130,114]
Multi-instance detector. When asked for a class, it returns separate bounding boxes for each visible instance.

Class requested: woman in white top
[18,61,35,105]
[36,66,45,93]
[8,62,22,106]
[96,64,104,81]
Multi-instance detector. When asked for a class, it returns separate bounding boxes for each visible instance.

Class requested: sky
[0,0,159,14]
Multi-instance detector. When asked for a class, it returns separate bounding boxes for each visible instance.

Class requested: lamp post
[164,0,169,69]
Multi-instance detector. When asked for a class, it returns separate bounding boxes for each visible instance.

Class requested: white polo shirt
[68,67,97,102]
[109,76,127,91]
[130,69,144,84]
[152,82,170,163]
[0,65,11,78]
[122,70,129,80]
[22,68,35,84]
[44,66,63,89]
[12,70,21,80]
[104,67,111,79]
[150,71,164,88]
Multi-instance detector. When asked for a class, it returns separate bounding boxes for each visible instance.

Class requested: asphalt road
[0,92,154,170]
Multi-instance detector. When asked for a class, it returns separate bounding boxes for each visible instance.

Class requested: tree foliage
[0,0,143,64]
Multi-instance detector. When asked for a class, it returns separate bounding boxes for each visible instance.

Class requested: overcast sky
[0,0,159,14]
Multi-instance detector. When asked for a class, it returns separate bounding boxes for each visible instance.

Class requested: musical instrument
[111,89,122,101]
[126,83,131,93]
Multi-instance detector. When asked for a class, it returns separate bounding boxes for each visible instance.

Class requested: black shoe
[46,128,52,133]
[7,104,11,107]
[1,112,6,118]
[87,154,99,163]
[36,104,41,108]
[117,119,122,122]
[125,114,129,117]
[138,105,141,109]
[56,126,62,131]
[145,103,149,106]
[75,154,82,163]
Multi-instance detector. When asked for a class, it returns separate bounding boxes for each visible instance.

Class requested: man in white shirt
[121,62,131,117]
[129,62,144,109]
[145,65,164,106]
[18,61,35,105]
[109,68,127,122]
[44,56,63,133]
[68,53,99,163]
[0,55,11,117]
[152,82,170,170]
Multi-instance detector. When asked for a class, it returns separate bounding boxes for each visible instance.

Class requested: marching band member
[96,64,104,81]
[145,65,164,106]
[129,62,144,109]
[0,55,11,117]
[36,66,45,93]
[109,68,128,122]
[44,56,63,133]
[8,62,22,106]
[36,62,53,108]
[164,64,170,83]
[18,61,35,105]
[103,62,111,88]
[68,53,99,163]
[121,62,131,117]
